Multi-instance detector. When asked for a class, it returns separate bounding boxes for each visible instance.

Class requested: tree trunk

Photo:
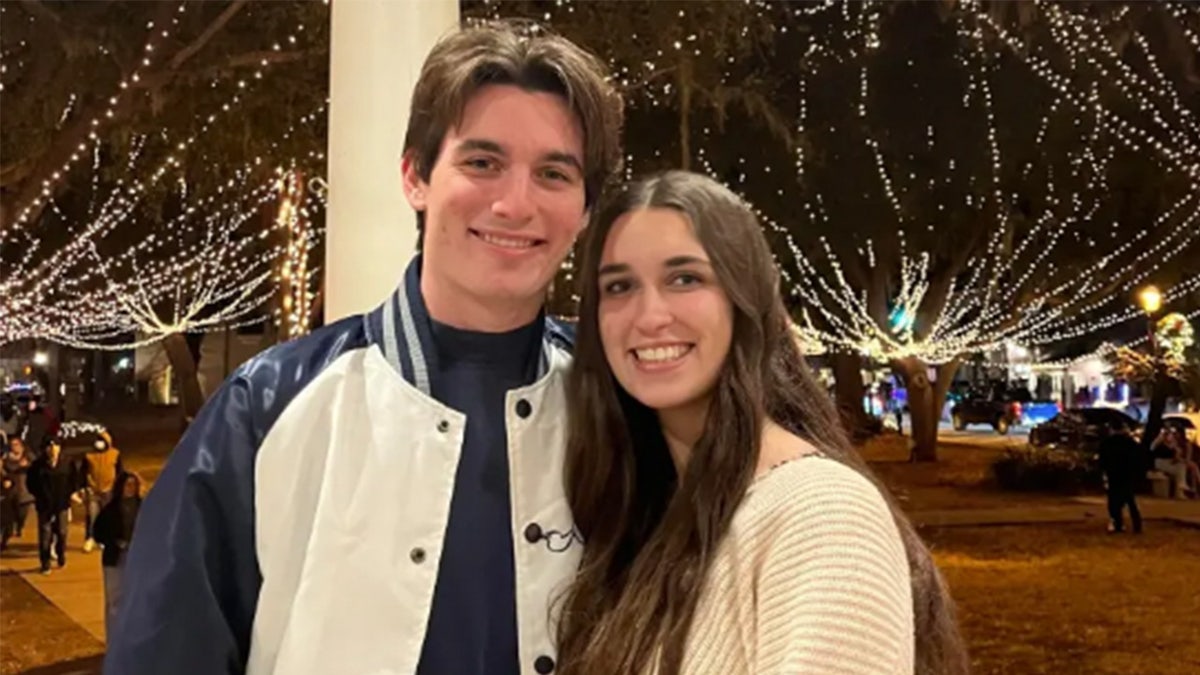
[891,357,961,462]
[163,332,205,427]
[679,59,692,171]
[831,352,870,439]
[43,343,63,417]
[223,325,233,382]
[1142,366,1169,454]
[62,350,82,421]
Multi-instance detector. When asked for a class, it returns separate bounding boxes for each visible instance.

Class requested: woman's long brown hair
[555,171,969,675]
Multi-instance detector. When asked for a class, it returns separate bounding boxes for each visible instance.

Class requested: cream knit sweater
[653,456,915,675]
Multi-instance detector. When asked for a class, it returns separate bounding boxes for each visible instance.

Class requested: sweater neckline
[750,450,826,488]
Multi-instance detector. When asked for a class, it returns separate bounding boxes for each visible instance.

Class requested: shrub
[992,444,1103,494]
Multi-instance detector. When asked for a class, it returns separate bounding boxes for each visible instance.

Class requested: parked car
[1017,400,1062,427]
[1161,412,1200,441]
[950,395,1022,434]
[1029,408,1142,452]
[1093,398,1146,423]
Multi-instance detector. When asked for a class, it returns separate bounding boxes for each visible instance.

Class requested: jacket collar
[363,256,574,396]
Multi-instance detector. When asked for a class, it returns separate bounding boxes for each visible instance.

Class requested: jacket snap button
[533,655,555,674]
[436,420,450,433]
[410,547,426,564]
[515,399,532,418]
[523,522,542,543]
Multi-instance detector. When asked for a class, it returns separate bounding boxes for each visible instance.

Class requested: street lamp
[1139,285,1162,351]
[32,351,49,366]
[1138,285,1165,451]
[1139,285,1162,316]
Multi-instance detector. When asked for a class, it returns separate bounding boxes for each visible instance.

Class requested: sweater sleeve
[752,459,915,674]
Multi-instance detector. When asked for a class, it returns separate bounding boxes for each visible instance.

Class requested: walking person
[28,440,82,574]
[82,431,122,553]
[93,471,145,638]
[21,401,59,461]
[1098,420,1143,533]
[1,438,36,546]
[0,395,21,447]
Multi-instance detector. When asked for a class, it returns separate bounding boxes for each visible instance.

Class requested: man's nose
[491,171,535,223]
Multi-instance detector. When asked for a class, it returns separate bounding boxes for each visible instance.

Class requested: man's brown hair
[404,21,624,211]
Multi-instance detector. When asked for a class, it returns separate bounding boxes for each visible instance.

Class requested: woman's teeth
[635,345,690,362]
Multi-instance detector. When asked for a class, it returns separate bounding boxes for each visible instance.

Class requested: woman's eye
[601,279,631,295]
[669,272,702,287]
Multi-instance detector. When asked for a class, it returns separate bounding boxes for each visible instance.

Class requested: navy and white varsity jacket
[104,261,581,675]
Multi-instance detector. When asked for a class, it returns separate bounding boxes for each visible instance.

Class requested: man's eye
[541,167,573,182]
[464,157,499,171]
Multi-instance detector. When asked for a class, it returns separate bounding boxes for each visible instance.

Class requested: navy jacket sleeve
[104,370,262,675]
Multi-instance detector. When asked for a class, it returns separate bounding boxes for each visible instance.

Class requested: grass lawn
[863,433,1093,511]
[0,572,103,675]
[927,521,1200,675]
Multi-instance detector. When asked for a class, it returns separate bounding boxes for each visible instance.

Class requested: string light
[274,169,320,340]
[4,4,186,234]
[3,5,328,348]
[505,0,1200,366]
[2,102,328,349]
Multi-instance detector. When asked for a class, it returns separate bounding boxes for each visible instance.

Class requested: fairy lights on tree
[1,1,329,353]
[471,0,1200,460]
[274,168,321,341]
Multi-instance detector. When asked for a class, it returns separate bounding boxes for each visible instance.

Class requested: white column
[324,0,460,322]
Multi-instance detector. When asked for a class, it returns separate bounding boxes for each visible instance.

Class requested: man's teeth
[479,232,536,249]
[636,345,689,362]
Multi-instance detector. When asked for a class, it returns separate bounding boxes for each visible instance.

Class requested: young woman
[93,471,145,636]
[1151,426,1198,499]
[556,171,968,674]
[2,438,36,543]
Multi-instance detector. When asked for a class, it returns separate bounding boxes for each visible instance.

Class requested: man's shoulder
[239,315,370,383]
[216,315,371,430]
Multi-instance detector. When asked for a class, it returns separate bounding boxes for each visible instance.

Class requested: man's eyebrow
[455,138,506,155]
[543,151,584,174]
[454,140,582,174]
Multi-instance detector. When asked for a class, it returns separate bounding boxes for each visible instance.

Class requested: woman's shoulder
[739,455,896,536]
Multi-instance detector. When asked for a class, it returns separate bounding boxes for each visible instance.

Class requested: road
[884,415,1031,448]
[937,424,1029,449]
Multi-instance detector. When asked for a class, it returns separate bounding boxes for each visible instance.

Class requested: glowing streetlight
[1139,285,1162,315]
[1137,285,1168,452]
[32,352,49,366]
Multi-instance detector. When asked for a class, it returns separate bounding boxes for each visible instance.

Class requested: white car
[1162,412,1200,446]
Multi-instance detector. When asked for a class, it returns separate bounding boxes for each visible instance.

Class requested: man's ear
[401,151,428,212]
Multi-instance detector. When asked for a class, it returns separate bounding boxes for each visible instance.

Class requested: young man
[1098,420,1143,534]
[27,440,80,573]
[104,23,623,675]
[81,430,122,553]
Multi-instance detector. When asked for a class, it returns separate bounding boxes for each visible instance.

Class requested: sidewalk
[1,517,106,644]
